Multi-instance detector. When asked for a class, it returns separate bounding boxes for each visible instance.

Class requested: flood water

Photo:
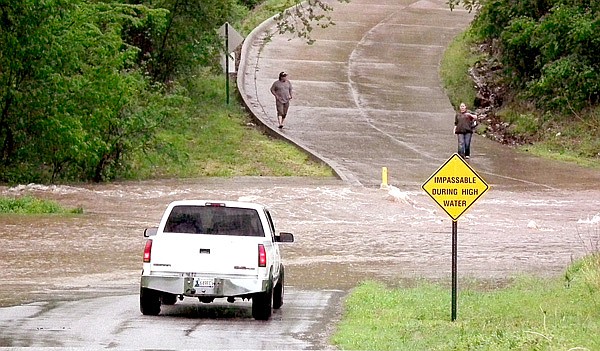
[1,177,599,307]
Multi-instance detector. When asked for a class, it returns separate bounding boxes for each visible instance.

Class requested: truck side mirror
[144,227,158,237]
[276,232,294,243]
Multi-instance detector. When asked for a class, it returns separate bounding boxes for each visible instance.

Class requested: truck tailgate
[149,234,261,276]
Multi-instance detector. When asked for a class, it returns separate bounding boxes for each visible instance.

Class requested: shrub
[0,196,83,214]
[500,16,539,87]
[470,0,600,118]
[527,56,600,112]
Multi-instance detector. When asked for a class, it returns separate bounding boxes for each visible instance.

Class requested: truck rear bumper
[141,275,270,297]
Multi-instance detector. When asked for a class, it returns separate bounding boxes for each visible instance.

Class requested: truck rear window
[163,205,265,237]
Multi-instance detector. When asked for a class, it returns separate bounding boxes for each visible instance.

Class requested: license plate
[193,277,214,288]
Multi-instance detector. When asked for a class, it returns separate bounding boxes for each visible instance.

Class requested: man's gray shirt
[270,80,293,103]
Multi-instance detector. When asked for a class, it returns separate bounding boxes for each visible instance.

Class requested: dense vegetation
[447,0,600,163]
[0,0,337,184]
[471,0,599,112]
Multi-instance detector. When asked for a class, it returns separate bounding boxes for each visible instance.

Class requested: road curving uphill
[238,0,600,190]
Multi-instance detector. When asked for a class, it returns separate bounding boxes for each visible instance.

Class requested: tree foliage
[447,0,482,13]
[273,0,350,44]
[0,0,350,183]
[0,0,181,182]
[123,0,247,83]
[451,0,600,113]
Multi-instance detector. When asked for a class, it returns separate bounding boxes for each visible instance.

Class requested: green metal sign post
[218,22,244,106]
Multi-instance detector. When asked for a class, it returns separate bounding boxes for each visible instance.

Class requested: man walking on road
[270,72,293,129]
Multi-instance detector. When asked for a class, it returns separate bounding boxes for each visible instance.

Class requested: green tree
[0,1,76,181]
[124,0,247,83]
[450,0,600,113]
[0,0,180,182]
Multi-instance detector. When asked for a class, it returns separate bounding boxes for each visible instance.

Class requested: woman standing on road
[453,103,478,159]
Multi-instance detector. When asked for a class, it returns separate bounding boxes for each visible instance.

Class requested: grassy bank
[439,30,600,168]
[521,109,600,168]
[0,196,83,214]
[333,256,600,350]
[130,71,332,179]
[439,30,480,110]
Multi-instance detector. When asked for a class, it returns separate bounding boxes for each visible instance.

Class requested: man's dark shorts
[276,100,290,117]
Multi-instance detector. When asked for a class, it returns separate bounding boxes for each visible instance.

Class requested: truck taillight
[206,202,225,207]
[258,244,266,267]
[143,239,152,262]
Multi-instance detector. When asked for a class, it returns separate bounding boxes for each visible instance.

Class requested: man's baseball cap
[279,71,287,78]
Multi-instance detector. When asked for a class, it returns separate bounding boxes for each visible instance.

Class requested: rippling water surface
[1,177,599,306]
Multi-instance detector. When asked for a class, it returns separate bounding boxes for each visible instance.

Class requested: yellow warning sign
[422,154,489,221]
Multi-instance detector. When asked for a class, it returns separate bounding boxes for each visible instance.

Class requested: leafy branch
[273,0,350,44]
[447,0,481,12]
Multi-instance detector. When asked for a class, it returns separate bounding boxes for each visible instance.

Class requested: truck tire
[140,287,161,316]
[161,293,178,305]
[273,266,284,309]
[252,287,273,320]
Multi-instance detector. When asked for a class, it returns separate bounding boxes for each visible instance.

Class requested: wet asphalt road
[1,0,600,349]
[0,289,343,349]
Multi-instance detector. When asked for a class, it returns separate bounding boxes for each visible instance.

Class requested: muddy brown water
[1,177,599,307]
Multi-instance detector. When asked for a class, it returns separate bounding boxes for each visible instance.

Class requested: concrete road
[238,0,600,190]
[0,288,343,349]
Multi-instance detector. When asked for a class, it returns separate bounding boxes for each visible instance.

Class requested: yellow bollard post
[381,167,388,188]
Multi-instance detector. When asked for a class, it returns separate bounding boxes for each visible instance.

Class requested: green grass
[439,29,481,110]
[131,71,333,179]
[518,108,600,168]
[522,144,600,169]
[333,259,600,350]
[237,0,298,36]
[0,196,83,214]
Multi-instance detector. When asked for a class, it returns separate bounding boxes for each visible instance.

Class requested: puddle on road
[1,177,599,306]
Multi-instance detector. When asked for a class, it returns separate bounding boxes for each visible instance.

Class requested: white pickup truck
[140,200,294,320]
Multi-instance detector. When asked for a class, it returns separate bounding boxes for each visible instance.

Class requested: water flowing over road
[2,178,599,307]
